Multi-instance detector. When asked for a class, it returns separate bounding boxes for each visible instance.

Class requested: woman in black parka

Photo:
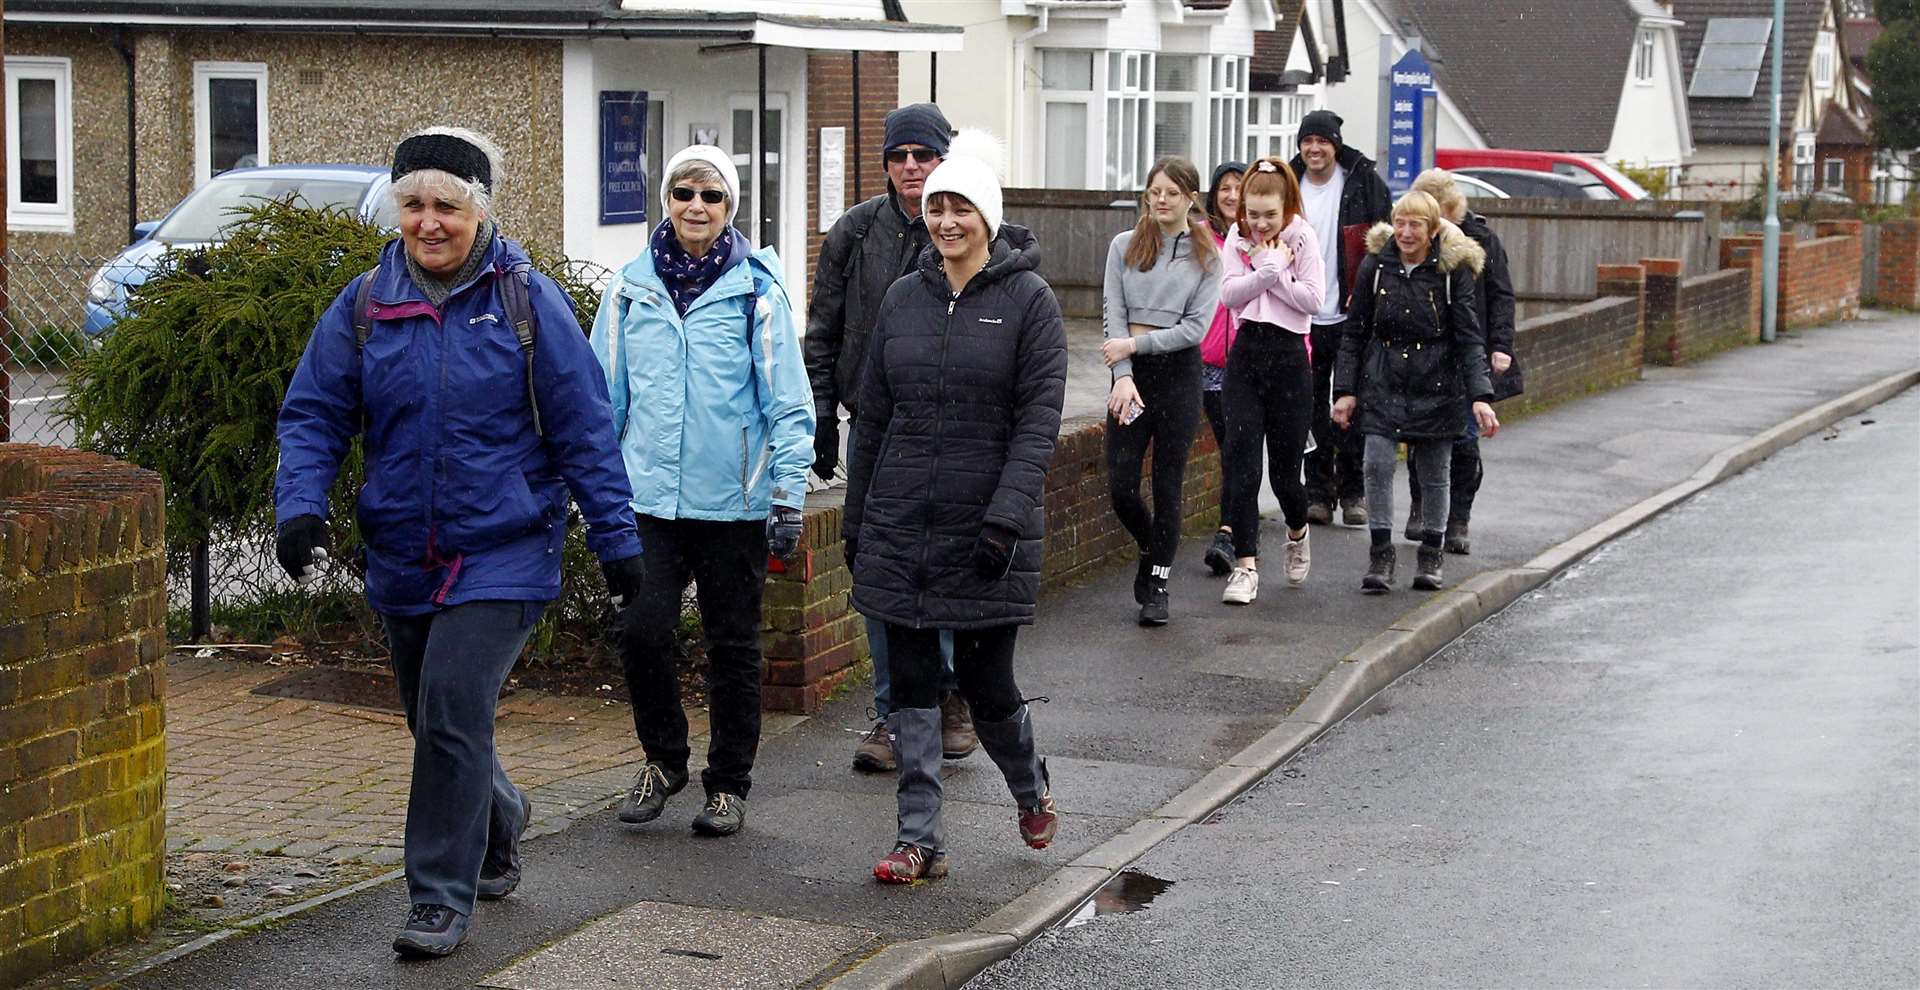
[843,131,1068,884]
[1331,190,1499,594]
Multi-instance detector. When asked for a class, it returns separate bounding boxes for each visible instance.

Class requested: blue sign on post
[600,91,649,225]
[1386,50,1437,194]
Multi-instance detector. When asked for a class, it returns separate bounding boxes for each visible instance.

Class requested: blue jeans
[869,617,955,719]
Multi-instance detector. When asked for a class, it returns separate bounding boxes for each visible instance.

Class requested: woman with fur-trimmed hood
[1331,190,1499,594]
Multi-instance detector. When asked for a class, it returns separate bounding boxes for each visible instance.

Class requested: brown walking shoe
[852,722,897,773]
[940,693,978,759]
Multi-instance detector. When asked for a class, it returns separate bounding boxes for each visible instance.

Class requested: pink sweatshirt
[1220,214,1325,335]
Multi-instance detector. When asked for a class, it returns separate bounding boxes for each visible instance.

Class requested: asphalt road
[968,389,1920,990]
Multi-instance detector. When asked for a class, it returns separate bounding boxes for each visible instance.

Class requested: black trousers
[1202,387,1231,525]
[384,600,543,915]
[1222,322,1313,557]
[1305,320,1365,504]
[886,623,1023,723]
[1106,348,1202,568]
[618,514,767,798]
[1406,432,1486,522]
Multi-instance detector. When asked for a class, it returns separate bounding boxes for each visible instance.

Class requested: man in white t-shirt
[1289,110,1392,526]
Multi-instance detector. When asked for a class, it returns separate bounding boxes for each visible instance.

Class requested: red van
[1435,149,1651,200]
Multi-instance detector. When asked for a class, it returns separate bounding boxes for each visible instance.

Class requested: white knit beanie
[660,144,741,224]
[921,129,1006,238]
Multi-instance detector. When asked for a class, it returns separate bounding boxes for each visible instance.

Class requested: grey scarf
[406,217,497,308]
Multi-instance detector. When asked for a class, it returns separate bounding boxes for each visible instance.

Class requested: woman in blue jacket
[591,145,815,842]
[274,127,646,959]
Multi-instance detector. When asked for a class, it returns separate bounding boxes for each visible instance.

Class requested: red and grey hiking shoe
[1018,793,1059,849]
[874,842,949,884]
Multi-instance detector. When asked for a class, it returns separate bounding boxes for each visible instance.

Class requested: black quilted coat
[844,224,1068,629]
[1332,220,1492,441]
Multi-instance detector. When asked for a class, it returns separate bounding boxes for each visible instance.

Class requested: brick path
[162,653,805,863]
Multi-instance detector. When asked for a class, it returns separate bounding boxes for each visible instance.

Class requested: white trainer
[1223,566,1259,605]
[1283,528,1311,586]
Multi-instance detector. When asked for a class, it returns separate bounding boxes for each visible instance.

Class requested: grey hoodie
[1101,227,1220,381]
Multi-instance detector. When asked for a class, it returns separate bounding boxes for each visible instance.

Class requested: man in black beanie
[1290,109,1392,527]
[805,102,971,774]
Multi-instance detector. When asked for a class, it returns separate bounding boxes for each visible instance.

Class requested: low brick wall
[0,446,168,986]
[765,420,1221,714]
[1721,222,1863,330]
[1878,218,1920,309]
[1643,257,1755,366]
[1499,265,1645,417]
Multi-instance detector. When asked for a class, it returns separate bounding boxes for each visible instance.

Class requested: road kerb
[829,366,1919,989]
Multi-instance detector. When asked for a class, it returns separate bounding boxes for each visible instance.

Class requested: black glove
[275,515,330,585]
[601,554,647,609]
[843,533,860,573]
[813,417,840,480]
[971,523,1019,580]
[767,506,805,561]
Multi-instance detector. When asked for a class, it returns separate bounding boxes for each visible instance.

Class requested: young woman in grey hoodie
[1100,156,1221,626]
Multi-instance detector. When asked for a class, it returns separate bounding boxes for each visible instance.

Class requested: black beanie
[392,133,492,190]
[1205,160,1247,219]
[883,103,953,156]
[1298,109,1344,149]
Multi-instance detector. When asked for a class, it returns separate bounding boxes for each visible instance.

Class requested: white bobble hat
[660,144,741,223]
[921,129,1007,238]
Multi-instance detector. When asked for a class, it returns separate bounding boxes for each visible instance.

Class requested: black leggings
[1106,348,1202,568]
[1203,387,1230,526]
[1223,322,1313,558]
[886,624,1023,722]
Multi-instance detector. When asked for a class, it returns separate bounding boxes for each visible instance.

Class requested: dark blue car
[84,164,396,339]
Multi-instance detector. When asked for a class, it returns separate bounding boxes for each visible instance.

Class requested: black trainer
[1361,545,1397,594]
[392,903,468,958]
[1203,530,1234,576]
[616,762,687,825]
[477,786,532,900]
[691,792,747,837]
[1138,579,1170,626]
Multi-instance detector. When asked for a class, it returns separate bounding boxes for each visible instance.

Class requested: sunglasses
[885,148,941,165]
[670,186,727,204]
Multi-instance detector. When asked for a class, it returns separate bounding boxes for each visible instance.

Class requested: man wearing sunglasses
[805,102,973,774]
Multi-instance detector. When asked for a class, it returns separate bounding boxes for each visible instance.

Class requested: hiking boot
[1133,556,1152,605]
[691,792,746,837]
[853,722,897,773]
[973,706,1055,848]
[392,903,468,958]
[1412,546,1445,591]
[1283,528,1311,587]
[477,786,531,901]
[873,842,949,884]
[1138,579,1170,626]
[1222,566,1258,605]
[1445,518,1471,555]
[1019,790,1060,849]
[615,761,686,825]
[1361,545,1397,594]
[1404,504,1425,543]
[1340,498,1368,526]
[940,693,979,759]
[1203,529,1234,576]
[1305,502,1334,526]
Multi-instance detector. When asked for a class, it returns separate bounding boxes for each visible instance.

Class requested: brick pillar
[1640,257,1684,366]
[1596,263,1648,371]
[759,504,865,714]
[1814,219,1864,239]
[1877,218,1920,309]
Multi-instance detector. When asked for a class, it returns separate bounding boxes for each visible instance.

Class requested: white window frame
[193,61,270,186]
[1103,50,1152,191]
[1634,29,1655,85]
[1246,93,1309,165]
[1813,31,1835,91]
[1039,48,1099,189]
[1152,53,1203,169]
[724,91,792,261]
[1822,157,1845,190]
[5,56,75,233]
[1792,132,1816,195]
[1206,55,1248,175]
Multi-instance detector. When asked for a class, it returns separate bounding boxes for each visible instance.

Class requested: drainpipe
[1761,0,1782,343]
[1011,8,1049,187]
[113,27,139,243]
[852,51,863,201]
[758,44,768,247]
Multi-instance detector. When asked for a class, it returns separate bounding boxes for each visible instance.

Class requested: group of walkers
[268,98,1515,959]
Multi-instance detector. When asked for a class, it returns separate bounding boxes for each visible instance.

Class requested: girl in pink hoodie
[1215,157,1325,606]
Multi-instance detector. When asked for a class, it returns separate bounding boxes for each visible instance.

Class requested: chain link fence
[2,247,99,449]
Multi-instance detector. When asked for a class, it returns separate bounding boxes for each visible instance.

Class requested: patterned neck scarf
[651,221,734,317]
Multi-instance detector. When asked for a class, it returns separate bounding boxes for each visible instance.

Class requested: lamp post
[1761,0,1783,343]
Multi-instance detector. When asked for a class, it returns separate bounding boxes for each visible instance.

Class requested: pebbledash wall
[0,446,168,986]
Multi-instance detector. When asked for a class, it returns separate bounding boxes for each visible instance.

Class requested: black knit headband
[391,134,492,190]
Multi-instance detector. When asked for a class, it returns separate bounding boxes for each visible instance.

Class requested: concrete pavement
[43,312,1920,990]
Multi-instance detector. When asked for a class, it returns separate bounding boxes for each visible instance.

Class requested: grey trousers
[1364,434,1451,538]
[384,600,542,916]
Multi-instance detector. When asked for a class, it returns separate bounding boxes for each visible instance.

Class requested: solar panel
[1690,17,1772,99]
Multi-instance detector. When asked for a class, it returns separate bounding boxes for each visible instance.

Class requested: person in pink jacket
[1216,157,1324,606]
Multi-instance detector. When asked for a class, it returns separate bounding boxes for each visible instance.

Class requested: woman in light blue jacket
[591,145,815,839]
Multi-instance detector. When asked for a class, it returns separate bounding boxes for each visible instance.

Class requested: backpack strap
[352,265,379,349]
[498,262,542,438]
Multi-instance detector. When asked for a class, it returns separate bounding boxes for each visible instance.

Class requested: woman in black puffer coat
[1331,189,1498,594]
[844,131,1068,885]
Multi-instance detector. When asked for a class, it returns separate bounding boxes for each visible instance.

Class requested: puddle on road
[1061,870,1176,928]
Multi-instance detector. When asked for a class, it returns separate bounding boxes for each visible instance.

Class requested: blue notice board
[601,91,649,225]
[1386,50,1437,194]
